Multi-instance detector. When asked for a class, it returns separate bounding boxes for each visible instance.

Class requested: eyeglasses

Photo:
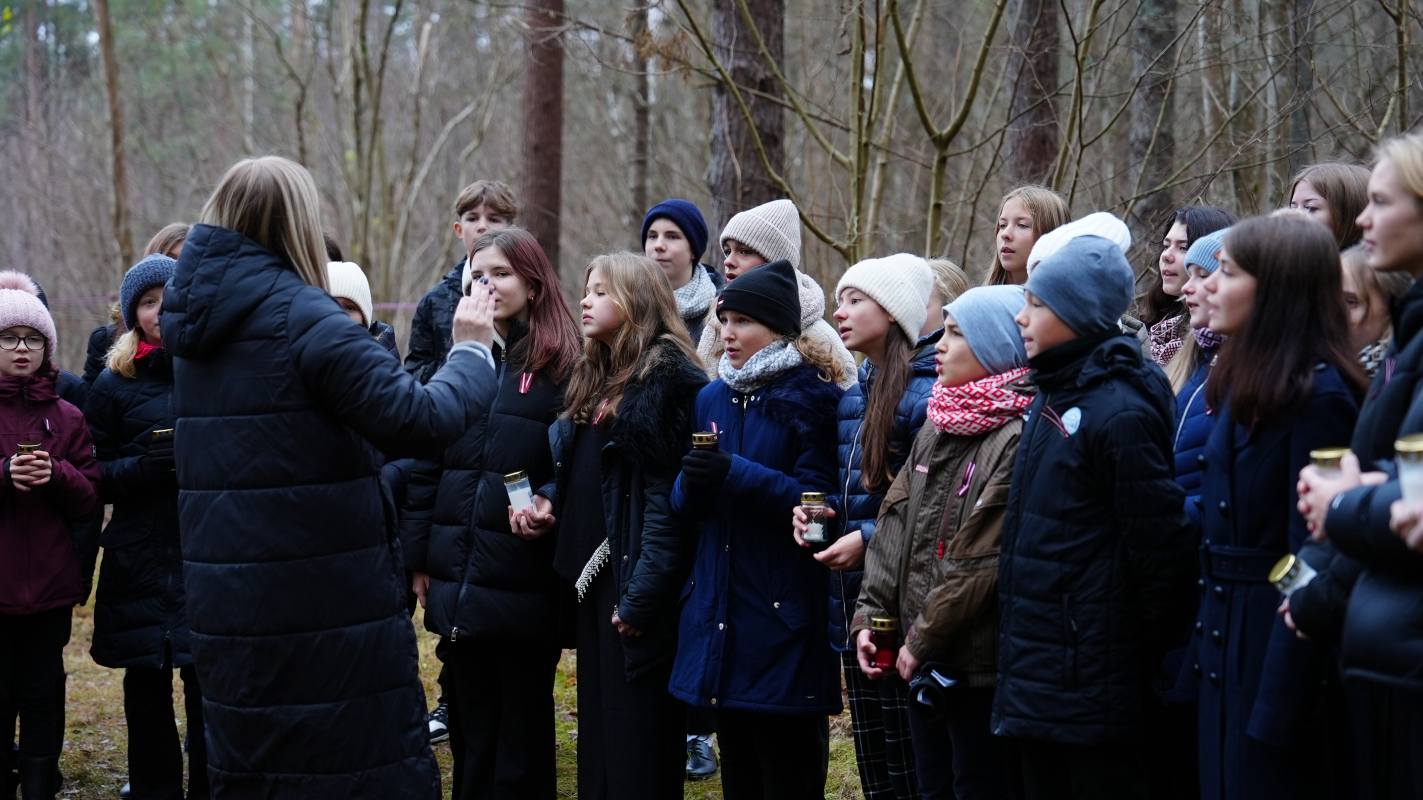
[0,335,46,351]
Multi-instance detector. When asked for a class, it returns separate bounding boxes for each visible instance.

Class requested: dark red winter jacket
[0,366,100,615]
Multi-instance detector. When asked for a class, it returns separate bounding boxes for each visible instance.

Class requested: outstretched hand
[452,281,496,349]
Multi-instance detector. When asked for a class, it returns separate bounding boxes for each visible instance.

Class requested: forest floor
[47,600,863,799]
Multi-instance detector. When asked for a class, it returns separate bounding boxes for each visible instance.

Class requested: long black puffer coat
[86,350,189,669]
[993,332,1197,745]
[402,322,573,645]
[163,224,496,799]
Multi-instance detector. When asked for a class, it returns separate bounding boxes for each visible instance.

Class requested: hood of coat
[1034,331,1174,422]
[609,341,709,473]
[162,224,301,361]
[0,365,59,404]
[759,363,845,443]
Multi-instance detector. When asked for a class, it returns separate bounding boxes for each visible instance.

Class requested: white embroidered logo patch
[1062,407,1082,435]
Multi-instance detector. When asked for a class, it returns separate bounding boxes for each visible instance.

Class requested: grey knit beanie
[719,199,802,268]
[1184,227,1231,274]
[1023,235,1134,335]
[944,285,1029,374]
[120,254,177,330]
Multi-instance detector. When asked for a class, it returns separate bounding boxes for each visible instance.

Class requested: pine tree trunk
[631,6,651,220]
[1005,0,1059,185]
[707,0,784,236]
[1129,0,1177,236]
[521,0,565,273]
[93,0,134,272]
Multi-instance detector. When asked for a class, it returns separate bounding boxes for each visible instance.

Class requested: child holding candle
[399,227,582,798]
[671,260,847,799]
[0,272,100,799]
[852,285,1033,799]
[546,252,708,798]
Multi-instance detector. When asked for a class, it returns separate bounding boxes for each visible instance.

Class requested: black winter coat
[163,224,496,799]
[993,332,1196,745]
[405,260,463,384]
[402,323,573,645]
[1326,278,1423,691]
[86,351,190,669]
[543,342,707,680]
[83,323,120,385]
[372,319,400,360]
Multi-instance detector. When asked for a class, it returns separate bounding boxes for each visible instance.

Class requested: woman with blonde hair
[160,155,498,798]
[544,252,707,798]
[982,185,1069,286]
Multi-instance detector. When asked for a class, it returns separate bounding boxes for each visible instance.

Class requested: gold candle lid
[16,443,39,454]
[802,492,827,504]
[869,616,897,631]
[1310,448,1350,468]
[1397,433,1423,462]
[1268,554,1299,585]
[504,471,528,483]
[692,432,719,445]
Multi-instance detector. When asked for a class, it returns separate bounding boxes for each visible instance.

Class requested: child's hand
[10,451,52,490]
[855,628,884,680]
[896,645,921,683]
[611,612,643,637]
[411,571,430,608]
[814,530,864,570]
[791,504,836,547]
[1296,454,1386,540]
[1390,498,1423,553]
[510,495,556,540]
[680,450,732,489]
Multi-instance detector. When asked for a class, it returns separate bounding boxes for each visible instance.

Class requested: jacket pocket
[1063,592,1080,689]
[771,594,810,633]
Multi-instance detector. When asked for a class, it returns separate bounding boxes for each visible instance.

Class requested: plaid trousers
[844,650,921,800]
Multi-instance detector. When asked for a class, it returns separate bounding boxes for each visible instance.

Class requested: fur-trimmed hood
[756,363,844,445]
[610,340,709,473]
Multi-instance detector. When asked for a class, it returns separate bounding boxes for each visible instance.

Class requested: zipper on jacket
[450,626,459,642]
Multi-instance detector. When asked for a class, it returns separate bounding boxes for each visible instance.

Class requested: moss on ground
[42,602,861,799]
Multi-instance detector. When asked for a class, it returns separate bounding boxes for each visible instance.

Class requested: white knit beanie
[834,253,933,342]
[0,272,58,363]
[719,199,802,268]
[1025,212,1133,275]
[326,261,374,327]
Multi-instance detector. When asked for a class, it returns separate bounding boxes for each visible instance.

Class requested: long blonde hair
[563,252,700,424]
[199,156,328,290]
[983,185,1069,285]
[106,328,144,379]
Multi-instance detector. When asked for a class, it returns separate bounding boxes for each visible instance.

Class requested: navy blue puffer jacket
[1173,348,1218,531]
[828,331,939,651]
[163,224,495,799]
[86,351,190,670]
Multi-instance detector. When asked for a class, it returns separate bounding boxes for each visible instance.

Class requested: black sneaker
[427,701,450,744]
[686,735,719,781]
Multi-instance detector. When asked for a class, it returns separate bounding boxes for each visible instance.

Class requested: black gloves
[140,431,176,483]
[681,449,733,489]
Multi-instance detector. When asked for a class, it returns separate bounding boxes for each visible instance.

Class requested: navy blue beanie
[641,199,709,261]
[120,254,177,331]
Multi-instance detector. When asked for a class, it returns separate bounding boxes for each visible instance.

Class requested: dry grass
[42,601,861,799]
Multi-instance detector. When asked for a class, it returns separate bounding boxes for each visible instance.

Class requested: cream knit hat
[719,199,802,268]
[1025,212,1133,275]
[326,261,374,327]
[834,253,934,341]
[0,272,58,363]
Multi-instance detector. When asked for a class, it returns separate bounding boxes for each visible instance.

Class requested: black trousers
[1017,738,1148,800]
[575,570,685,800]
[1350,678,1423,800]
[445,637,559,800]
[906,687,1012,800]
[0,607,71,759]
[687,704,716,738]
[124,663,208,800]
[714,708,829,800]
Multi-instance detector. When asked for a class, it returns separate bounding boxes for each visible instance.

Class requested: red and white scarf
[926,367,1032,436]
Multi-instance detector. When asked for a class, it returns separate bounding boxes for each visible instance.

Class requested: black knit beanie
[715,259,802,336]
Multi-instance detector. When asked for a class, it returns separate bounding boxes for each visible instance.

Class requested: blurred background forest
[0,0,1417,369]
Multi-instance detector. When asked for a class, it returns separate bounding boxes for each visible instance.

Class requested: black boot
[17,757,60,800]
[2,743,17,800]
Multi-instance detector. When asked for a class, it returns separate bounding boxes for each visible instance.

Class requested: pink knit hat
[0,272,58,363]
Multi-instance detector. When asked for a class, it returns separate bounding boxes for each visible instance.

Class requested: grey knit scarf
[718,339,803,394]
[674,265,717,321]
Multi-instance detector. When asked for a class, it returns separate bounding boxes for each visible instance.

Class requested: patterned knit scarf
[926,367,1033,436]
[1149,314,1187,366]
[674,265,716,322]
[1192,326,1226,350]
[1359,335,1390,378]
[718,339,803,394]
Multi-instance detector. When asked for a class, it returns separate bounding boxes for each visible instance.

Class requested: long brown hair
[1134,205,1238,327]
[1289,162,1370,249]
[983,185,1069,286]
[859,324,914,493]
[1206,216,1367,423]
[469,228,581,379]
[563,252,699,424]
[144,223,190,258]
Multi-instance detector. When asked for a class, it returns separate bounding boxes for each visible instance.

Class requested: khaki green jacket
[852,386,1029,688]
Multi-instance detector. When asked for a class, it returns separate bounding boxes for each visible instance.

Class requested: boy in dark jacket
[996,236,1196,800]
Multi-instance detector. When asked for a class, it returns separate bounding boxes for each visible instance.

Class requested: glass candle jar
[16,442,40,455]
[1269,553,1318,597]
[504,471,535,514]
[1310,447,1350,478]
[691,432,720,452]
[870,617,898,670]
[1396,434,1423,505]
[801,492,830,546]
